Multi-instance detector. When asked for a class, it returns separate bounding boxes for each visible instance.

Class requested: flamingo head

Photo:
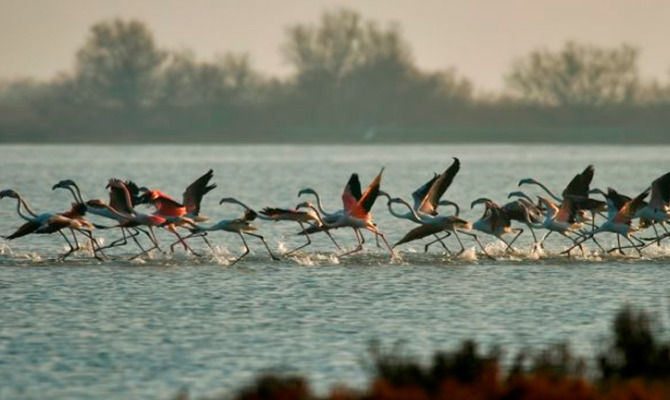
[219,197,237,205]
[298,188,317,198]
[0,189,20,199]
[518,178,538,187]
[470,197,493,209]
[52,179,77,191]
[377,190,392,201]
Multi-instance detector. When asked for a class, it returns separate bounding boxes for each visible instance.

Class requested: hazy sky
[1,0,669,91]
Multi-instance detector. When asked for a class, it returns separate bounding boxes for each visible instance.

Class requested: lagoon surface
[1,144,670,399]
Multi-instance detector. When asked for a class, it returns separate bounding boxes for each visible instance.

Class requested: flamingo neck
[533,181,561,202]
[389,197,423,223]
[308,191,334,218]
[17,195,38,220]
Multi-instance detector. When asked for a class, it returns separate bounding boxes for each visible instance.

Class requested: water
[1,144,670,399]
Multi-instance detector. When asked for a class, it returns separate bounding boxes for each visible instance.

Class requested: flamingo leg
[370,228,395,258]
[451,229,466,255]
[57,230,76,261]
[560,231,584,257]
[229,232,251,266]
[244,232,279,261]
[339,229,364,257]
[199,232,214,251]
[129,228,147,252]
[424,233,450,253]
[130,227,160,260]
[459,231,495,260]
[624,235,643,257]
[285,221,311,256]
[100,227,130,250]
[434,233,452,255]
[322,228,342,251]
[505,228,523,253]
[168,227,201,257]
[79,229,106,261]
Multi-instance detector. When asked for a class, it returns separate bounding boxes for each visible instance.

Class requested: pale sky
[1,0,669,91]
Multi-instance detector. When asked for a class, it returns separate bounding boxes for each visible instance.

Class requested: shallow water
[1,144,670,399]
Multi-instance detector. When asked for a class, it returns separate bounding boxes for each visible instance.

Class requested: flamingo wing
[357,168,384,214]
[419,157,460,215]
[615,189,649,224]
[260,207,302,219]
[183,169,217,215]
[151,191,186,217]
[342,173,362,214]
[411,173,439,210]
[649,171,670,208]
[109,181,135,215]
[5,220,41,240]
[555,197,577,223]
[394,224,443,247]
[562,165,594,201]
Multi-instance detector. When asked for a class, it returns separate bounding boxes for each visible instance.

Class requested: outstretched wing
[649,171,670,208]
[615,189,649,224]
[394,224,443,247]
[109,181,135,214]
[183,169,217,216]
[419,158,460,215]
[562,165,594,201]
[411,173,438,210]
[342,173,362,214]
[357,168,384,214]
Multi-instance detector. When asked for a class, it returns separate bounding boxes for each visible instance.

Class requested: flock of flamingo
[2,159,670,264]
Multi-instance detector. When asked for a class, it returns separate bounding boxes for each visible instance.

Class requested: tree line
[1,8,669,143]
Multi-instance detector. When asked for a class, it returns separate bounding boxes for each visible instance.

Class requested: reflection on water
[1,144,670,400]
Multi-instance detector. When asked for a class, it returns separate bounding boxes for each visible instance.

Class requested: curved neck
[389,197,423,223]
[60,186,81,204]
[16,194,38,220]
[533,181,561,202]
[222,198,270,220]
[438,200,460,216]
[302,204,328,227]
[303,191,333,218]
[97,202,132,220]
[72,182,84,204]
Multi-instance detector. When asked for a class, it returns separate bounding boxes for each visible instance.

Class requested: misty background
[1,2,670,143]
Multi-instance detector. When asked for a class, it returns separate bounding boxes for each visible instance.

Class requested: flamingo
[531,196,589,256]
[138,169,216,221]
[91,179,179,259]
[258,205,341,255]
[297,187,378,247]
[84,197,167,260]
[411,158,461,216]
[52,179,148,252]
[564,188,649,256]
[468,198,523,258]
[174,197,280,265]
[138,170,216,255]
[331,168,395,257]
[505,192,545,247]
[379,195,470,254]
[632,172,670,244]
[0,189,102,260]
[519,165,606,229]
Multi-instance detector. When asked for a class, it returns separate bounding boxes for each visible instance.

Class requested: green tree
[75,19,166,111]
[505,41,640,107]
